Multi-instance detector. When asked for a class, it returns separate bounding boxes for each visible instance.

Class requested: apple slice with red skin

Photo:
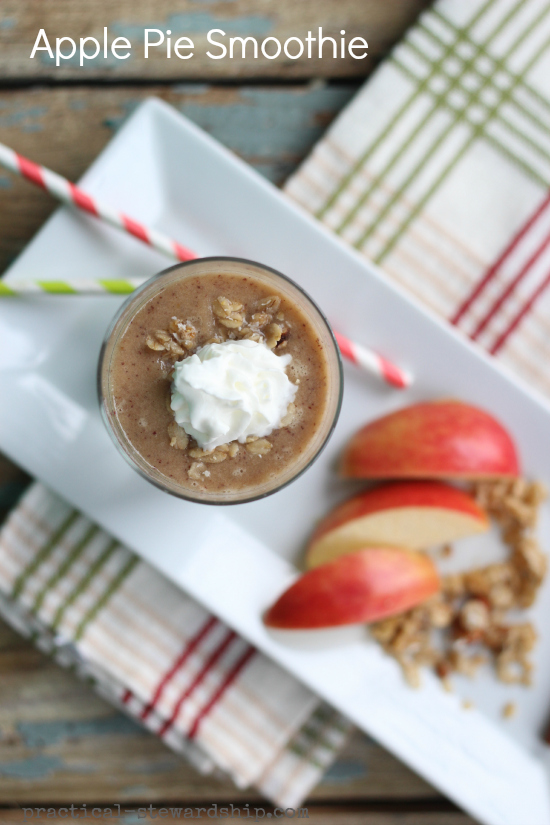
[264,547,440,630]
[341,400,519,480]
[306,480,488,569]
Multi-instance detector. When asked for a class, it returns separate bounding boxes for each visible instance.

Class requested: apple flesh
[306,480,488,568]
[264,547,440,630]
[341,400,519,480]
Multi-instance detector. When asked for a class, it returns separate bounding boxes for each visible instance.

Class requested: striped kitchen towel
[0,483,350,807]
[286,0,550,397]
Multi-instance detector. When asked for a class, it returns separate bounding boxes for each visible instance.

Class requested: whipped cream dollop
[170,339,297,450]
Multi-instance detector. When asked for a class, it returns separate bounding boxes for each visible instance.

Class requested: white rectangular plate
[1,98,550,825]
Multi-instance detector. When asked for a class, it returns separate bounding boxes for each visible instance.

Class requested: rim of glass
[98,256,343,505]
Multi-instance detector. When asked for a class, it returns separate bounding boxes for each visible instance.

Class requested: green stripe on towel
[314,0,499,220]
[371,17,550,263]
[12,510,79,599]
[74,555,138,641]
[31,525,100,614]
[346,0,548,255]
[51,538,120,633]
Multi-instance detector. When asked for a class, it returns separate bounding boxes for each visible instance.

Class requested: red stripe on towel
[187,646,256,740]
[141,616,219,721]
[158,630,237,737]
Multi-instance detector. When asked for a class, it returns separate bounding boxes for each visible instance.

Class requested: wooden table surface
[0,1,479,822]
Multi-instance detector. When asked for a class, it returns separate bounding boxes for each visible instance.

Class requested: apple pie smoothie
[99,258,342,504]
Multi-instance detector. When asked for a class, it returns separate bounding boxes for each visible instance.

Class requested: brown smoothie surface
[107,270,331,496]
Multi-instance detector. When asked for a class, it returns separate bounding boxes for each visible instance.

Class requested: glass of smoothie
[98,257,343,504]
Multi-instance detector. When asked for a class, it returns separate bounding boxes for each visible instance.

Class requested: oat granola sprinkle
[371,478,547,691]
[168,317,197,349]
[188,461,206,480]
[145,329,185,358]
[259,295,281,312]
[213,296,244,329]
[265,323,283,350]
[146,330,172,351]
[167,421,189,451]
[246,438,272,456]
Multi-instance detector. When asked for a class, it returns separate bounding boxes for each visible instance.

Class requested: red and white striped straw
[334,332,411,389]
[0,141,412,389]
[0,142,195,263]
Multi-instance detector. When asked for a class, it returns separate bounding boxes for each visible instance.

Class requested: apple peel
[264,547,440,630]
[306,480,489,568]
[341,400,520,480]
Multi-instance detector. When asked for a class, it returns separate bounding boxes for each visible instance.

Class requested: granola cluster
[145,318,197,359]
[212,294,289,350]
[371,478,547,691]
[145,293,289,360]
[145,293,293,482]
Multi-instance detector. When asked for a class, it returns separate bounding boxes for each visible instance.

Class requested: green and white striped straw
[0,278,148,296]
[0,276,412,387]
